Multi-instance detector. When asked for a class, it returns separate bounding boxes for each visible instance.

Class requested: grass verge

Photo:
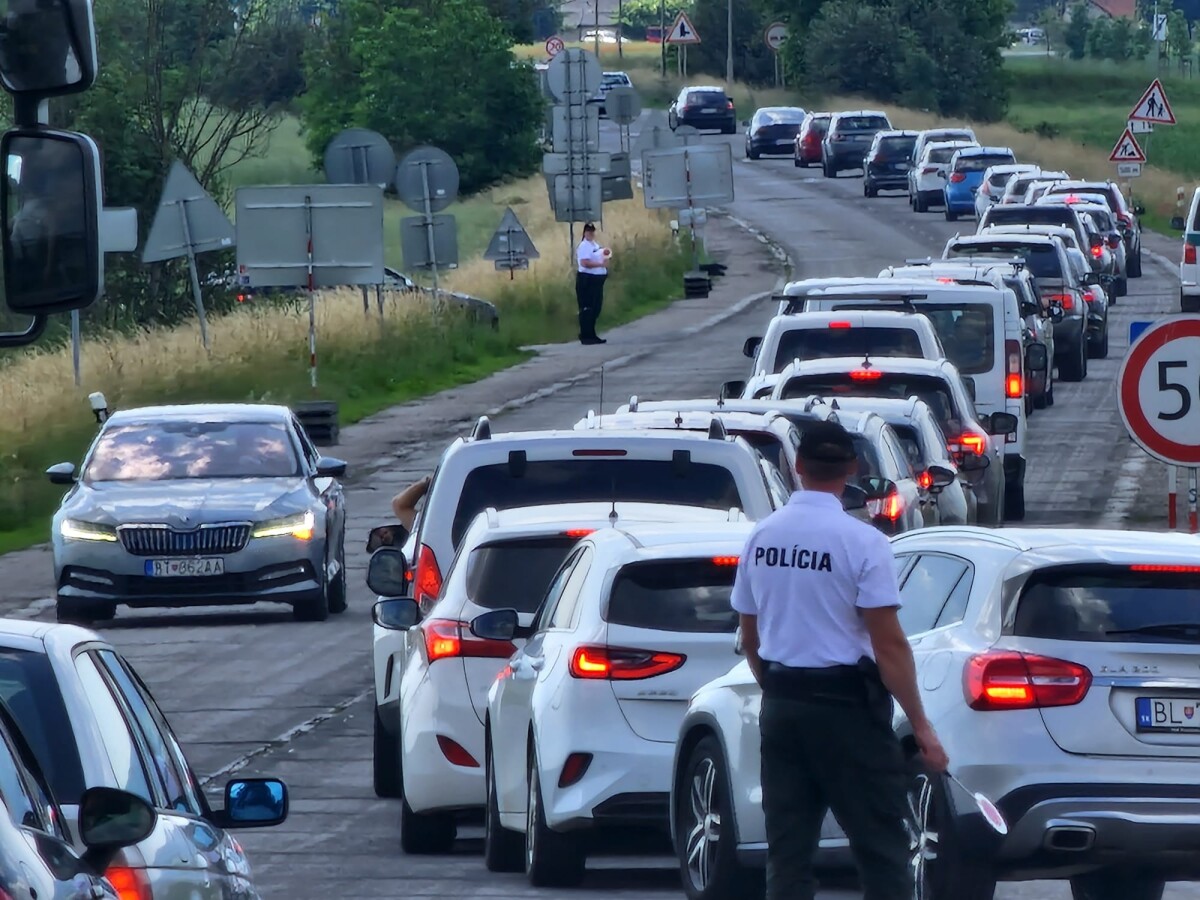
[0,180,688,549]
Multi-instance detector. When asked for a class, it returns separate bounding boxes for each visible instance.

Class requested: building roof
[1090,0,1137,17]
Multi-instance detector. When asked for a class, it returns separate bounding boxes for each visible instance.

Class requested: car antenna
[609,477,619,528]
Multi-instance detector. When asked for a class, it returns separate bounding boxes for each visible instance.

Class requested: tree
[619,0,672,34]
[1037,6,1066,54]
[1086,14,1112,57]
[1064,1,1091,58]
[687,0,775,85]
[480,0,542,42]
[1166,8,1193,67]
[301,0,543,195]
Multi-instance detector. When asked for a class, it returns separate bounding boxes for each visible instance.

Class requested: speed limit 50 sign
[1118,315,1200,466]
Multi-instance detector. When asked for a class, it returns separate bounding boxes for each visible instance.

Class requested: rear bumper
[679,113,734,131]
[750,137,796,155]
[944,188,977,212]
[825,147,868,168]
[865,167,909,188]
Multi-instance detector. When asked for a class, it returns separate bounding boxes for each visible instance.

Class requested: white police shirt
[576,238,607,275]
[730,490,901,668]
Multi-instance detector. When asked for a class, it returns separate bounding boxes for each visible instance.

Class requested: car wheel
[1058,339,1086,382]
[1088,324,1109,360]
[1070,871,1165,900]
[1116,276,1128,297]
[793,155,802,167]
[676,735,764,900]
[54,598,116,626]
[822,160,835,178]
[914,193,927,213]
[327,530,348,614]
[908,766,998,900]
[525,748,585,887]
[1128,249,1142,278]
[945,207,958,222]
[292,578,330,621]
[373,705,401,798]
[864,183,877,198]
[400,792,457,854]
[484,735,525,872]
[1004,476,1026,521]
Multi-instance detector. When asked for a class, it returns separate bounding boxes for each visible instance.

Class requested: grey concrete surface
[9,112,1200,899]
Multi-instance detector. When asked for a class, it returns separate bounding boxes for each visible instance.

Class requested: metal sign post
[70,310,81,386]
[484,207,540,278]
[176,199,211,350]
[396,146,461,304]
[304,195,317,390]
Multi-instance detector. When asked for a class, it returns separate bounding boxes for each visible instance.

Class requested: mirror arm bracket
[12,97,48,128]
[0,315,47,348]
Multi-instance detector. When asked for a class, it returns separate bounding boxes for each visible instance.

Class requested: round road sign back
[546,35,565,57]
[1117,315,1200,466]
[323,128,396,188]
[605,86,642,126]
[765,22,788,52]
[394,146,459,214]
[546,47,602,103]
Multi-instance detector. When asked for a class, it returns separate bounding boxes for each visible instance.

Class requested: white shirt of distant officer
[576,232,607,275]
[732,440,950,774]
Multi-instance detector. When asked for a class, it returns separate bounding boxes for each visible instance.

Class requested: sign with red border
[1129,78,1176,125]
[1118,316,1200,466]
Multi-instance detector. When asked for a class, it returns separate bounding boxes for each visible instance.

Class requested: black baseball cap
[583,222,596,232]
[797,420,857,463]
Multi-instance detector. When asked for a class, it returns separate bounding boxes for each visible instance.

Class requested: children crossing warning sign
[666,11,701,44]
[1109,127,1146,163]
[1129,78,1176,125]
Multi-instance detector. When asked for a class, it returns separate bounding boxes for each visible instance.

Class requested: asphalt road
[14,116,1198,899]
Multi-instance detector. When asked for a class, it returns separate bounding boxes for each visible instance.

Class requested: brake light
[569,645,686,680]
[866,491,904,522]
[414,543,442,610]
[849,369,882,381]
[1005,339,1022,399]
[421,619,516,663]
[1046,292,1074,310]
[711,556,740,566]
[828,321,852,329]
[436,734,480,768]
[921,165,937,174]
[1130,564,1200,573]
[1106,235,1121,250]
[918,470,934,490]
[236,293,248,303]
[105,866,153,900]
[559,752,593,787]
[965,651,1091,710]
[949,432,987,458]
[949,172,966,183]
[804,134,817,147]
[935,277,956,283]
[572,449,628,456]
[564,528,595,538]
[726,101,734,110]
[1185,244,1196,265]
[1090,244,1103,259]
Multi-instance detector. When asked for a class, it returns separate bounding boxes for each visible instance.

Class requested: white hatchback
[479,522,753,887]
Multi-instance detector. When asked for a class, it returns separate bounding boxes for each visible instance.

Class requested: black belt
[761,658,887,707]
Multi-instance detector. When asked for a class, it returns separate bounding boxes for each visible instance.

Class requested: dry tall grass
[0,179,675,445]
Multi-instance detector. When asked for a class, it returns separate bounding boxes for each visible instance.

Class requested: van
[1173,187,1200,312]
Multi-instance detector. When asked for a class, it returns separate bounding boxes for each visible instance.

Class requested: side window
[883,430,916,479]
[934,566,974,629]
[95,650,198,815]
[0,730,40,829]
[532,548,583,633]
[73,654,155,805]
[897,554,970,635]
[549,547,594,630]
[892,552,915,581]
[290,417,320,468]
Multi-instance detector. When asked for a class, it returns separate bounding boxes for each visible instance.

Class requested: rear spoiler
[772,289,933,316]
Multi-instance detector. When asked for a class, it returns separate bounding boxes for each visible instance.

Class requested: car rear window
[780,375,961,434]
[689,91,727,107]
[839,115,889,131]
[822,302,994,375]
[948,242,1062,281]
[773,326,925,371]
[730,432,789,480]
[877,136,916,155]
[955,153,1015,173]
[889,423,925,470]
[451,459,742,545]
[988,171,1018,188]
[927,146,958,164]
[466,537,579,613]
[985,207,1077,231]
[0,649,85,803]
[1014,566,1200,643]
[606,559,738,633]
[757,108,804,124]
[929,131,974,144]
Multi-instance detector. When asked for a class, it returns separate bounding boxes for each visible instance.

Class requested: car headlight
[60,519,118,542]
[251,510,315,541]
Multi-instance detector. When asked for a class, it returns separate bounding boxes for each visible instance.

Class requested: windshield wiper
[1105,623,1200,641]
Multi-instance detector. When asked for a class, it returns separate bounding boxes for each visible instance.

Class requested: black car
[821,109,893,177]
[744,106,806,159]
[668,86,736,134]
[0,700,156,900]
[863,130,919,197]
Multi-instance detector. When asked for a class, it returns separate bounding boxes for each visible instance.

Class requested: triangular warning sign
[142,161,235,263]
[483,207,540,261]
[1109,128,1147,163]
[1129,78,1176,125]
[665,11,701,44]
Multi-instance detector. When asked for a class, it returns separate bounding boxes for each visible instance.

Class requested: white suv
[909,140,979,212]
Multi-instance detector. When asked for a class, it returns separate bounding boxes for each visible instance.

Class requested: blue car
[944,146,1016,221]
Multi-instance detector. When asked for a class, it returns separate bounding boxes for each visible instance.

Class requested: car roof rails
[708,417,728,440]
[485,507,500,529]
[471,415,492,441]
[627,394,639,412]
[582,409,598,428]
[727,507,743,522]
[803,396,827,413]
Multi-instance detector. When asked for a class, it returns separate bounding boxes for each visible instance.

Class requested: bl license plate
[145,558,225,578]
[1136,697,1200,733]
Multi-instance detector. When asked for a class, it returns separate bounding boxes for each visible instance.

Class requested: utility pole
[660,0,666,77]
[618,0,623,58]
[594,0,600,57]
[726,0,734,86]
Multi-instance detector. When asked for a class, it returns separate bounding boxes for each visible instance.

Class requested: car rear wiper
[1105,623,1200,641]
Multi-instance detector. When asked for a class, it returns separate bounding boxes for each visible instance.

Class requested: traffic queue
[362,123,1200,900]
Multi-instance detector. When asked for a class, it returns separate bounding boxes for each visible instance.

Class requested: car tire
[54,598,116,626]
[1088,324,1109,359]
[373,705,401,798]
[945,207,958,222]
[864,183,877,198]
[914,193,927,213]
[525,748,586,887]
[1058,339,1087,382]
[292,580,330,621]
[1069,871,1165,900]
[1128,248,1142,278]
[1004,477,1026,521]
[909,765,998,900]
[327,530,348,614]
[676,735,764,900]
[1116,276,1128,297]
[400,793,457,855]
[484,738,525,873]
[823,160,836,178]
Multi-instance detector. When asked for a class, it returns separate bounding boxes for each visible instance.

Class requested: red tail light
[917,470,933,490]
[414,543,443,610]
[949,432,987,459]
[558,752,593,787]
[1185,244,1196,265]
[949,172,966,183]
[105,867,154,900]
[564,528,595,538]
[1005,339,1022,399]
[237,293,248,303]
[1130,564,1200,573]
[849,369,882,381]
[711,556,740,566]
[828,321,852,329]
[726,101,734,110]
[421,619,516,664]
[1090,244,1103,259]
[437,734,480,768]
[866,491,904,522]
[1116,211,1133,227]
[1046,292,1074,310]
[965,651,1091,710]
[804,134,818,147]
[569,645,686,680]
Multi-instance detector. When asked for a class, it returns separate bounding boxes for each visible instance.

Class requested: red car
[793,112,831,168]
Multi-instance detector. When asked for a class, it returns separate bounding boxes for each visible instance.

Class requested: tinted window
[898,555,970,634]
[607,559,738,633]
[838,116,889,131]
[890,423,924,471]
[451,460,743,546]
[0,731,38,829]
[689,91,727,107]
[1014,566,1200,643]
[806,117,830,134]
[984,207,1078,232]
[927,146,959,164]
[987,171,1017,188]
[0,650,84,802]
[733,432,789,482]
[85,421,300,481]
[549,547,593,629]
[755,108,804,125]
[928,131,974,144]
[954,153,1015,173]
[948,242,1062,280]
[1007,176,1041,196]
[73,654,154,804]
[774,326,924,371]
[908,304,994,376]
[466,537,578,613]
[876,136,916,156]
[774,416,881,478]
[781,375,962,434]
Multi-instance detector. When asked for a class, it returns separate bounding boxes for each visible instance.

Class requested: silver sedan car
[48,403,348,624]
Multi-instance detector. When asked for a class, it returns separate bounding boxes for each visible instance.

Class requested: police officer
[730,419,950,900]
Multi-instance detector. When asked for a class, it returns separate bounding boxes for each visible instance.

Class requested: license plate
[145,558,225,578]
[701,108,717,113]
[1136,697,1200,733]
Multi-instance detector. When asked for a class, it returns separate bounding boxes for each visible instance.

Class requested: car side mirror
[314,456,347,478]
[1019,300,1039,318]
[46,461,77,485]
[470,608,528,642]
[859,476,897,501]
[366,548,410,597]
[720,379,747,400]
[962,376,977,403]
[741,119,750,128]
[78,787,156,867]
[1084,272,1102,286]
[1171,215,1186,231]
[218,777,287,828]
[1049,303,1065,323]
[366,523,410,553]
[1025,343,1048,373]
[840,483,868,511]
[986,412,1019,436]
[742,336,762,359]
[927,463,957,491]
[1134,204,1146,217]
[372,597,421,631]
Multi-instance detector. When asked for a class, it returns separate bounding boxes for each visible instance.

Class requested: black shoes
[580,336,607,345]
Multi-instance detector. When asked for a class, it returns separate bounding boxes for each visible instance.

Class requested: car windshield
[948,242,1061,280]
[0,649,85,803]
[780,374,962,434]
[451,459,742,546]
[607,558,738,633]
[773,326,924,371]
[955,153,1015,173]
[1014,566,1200,643]
[689,91,727,107]
[83,421,300,482]
[839,115,889,131]
[466,537,579,613]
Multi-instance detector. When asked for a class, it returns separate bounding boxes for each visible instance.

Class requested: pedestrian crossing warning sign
[1109,128,1147,164]
[1129,78,1176,125]
[666,11,701,44]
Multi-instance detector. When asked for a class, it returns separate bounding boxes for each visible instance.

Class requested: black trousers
[575,271,606,340]
[760,666,913,900]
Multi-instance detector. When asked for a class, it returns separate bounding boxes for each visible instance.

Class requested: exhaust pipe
[1043,823,1095,852]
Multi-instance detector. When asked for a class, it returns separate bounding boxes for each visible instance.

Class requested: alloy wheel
[684,757,721,891]
[907,773,939,900]
[525,766,538,871]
